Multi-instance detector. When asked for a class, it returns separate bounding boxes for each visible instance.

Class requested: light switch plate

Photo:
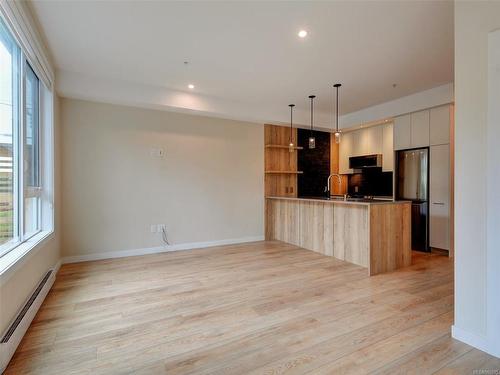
[150,148,165,158]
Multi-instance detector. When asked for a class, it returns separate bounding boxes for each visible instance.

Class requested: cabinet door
[350,130,361,156]
[430,105,450,145]
[430,144,450,250]
[410,110,430,148]
[372,126,383,155]
[382,123,394,172]
[358,126,382,156]
[339,131,354,174]
[394,114,411,150]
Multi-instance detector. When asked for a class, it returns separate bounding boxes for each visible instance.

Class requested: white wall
[0,94,61,334]
[487,29,500,358]
[60,98,264,260]
[453,0,500,357]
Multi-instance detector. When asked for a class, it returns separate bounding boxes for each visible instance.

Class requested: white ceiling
[30,1,454,126]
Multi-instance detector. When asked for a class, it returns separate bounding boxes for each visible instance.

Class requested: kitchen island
[265,197,412,275]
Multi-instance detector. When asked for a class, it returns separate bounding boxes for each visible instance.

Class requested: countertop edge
[265,196,412,206]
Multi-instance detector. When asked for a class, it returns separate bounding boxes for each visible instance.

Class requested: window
[0,17,53,257]
[24,63,41,239]
[0,18,19,252]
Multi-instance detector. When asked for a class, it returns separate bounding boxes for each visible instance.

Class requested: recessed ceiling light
[298,30,308,38]
[188,84,195,89]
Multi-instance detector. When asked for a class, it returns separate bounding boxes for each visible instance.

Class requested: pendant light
[288,104,295,152]
[308,95,316,149]
[333,83,342,144]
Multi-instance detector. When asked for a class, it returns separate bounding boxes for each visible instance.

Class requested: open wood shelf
[264,125,299,197]
[265,144,303,150]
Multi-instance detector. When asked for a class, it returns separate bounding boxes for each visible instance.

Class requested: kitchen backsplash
[297,129,331,197]
[348,168,393,196]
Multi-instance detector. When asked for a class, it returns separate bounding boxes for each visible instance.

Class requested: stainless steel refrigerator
[396,148,429,252]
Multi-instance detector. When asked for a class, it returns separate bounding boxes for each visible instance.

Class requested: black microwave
[349,154,382,169]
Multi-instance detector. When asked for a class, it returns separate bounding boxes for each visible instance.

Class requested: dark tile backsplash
[297,129,330,197]
[348,168,393,197]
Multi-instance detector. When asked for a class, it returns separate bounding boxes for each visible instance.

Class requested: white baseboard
[452,325,500,358]
[62,236,265,264]
[0,261,60,372]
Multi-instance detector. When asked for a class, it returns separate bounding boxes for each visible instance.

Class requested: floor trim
[61,236,265,264]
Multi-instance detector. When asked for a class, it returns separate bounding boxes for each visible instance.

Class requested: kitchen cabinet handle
[432,202,445,205]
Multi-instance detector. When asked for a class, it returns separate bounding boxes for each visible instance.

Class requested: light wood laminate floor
[6,241,500,374]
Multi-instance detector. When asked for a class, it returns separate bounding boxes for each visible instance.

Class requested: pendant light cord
[336,85,339,132]
[309,95,315,137]
[334,84,341,133]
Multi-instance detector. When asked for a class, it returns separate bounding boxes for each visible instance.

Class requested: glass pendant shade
[334,131,341,144]
[308,136,316,149]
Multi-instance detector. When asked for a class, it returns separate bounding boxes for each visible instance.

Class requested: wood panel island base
[265,197,412,275]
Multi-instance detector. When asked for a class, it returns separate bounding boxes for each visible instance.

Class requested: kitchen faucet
[326,173,343,197]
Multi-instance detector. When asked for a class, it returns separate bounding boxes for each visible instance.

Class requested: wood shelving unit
[264,124,300,197]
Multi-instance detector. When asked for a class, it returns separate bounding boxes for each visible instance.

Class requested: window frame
[22,60,42,241]
[0,16,21,256]
[0,15,53,259]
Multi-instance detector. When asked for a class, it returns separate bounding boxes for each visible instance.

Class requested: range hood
[349,154,382,169]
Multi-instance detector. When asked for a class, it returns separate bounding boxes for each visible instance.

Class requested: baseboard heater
[0,269,56,372]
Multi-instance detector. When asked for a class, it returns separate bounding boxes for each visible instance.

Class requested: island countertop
[266,196,410,206]
[265,197,412,275]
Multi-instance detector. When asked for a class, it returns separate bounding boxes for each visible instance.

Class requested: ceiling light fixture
[188,84,195,89]
[333,83,342,144]
[308,95,316,149]
[298,30,308,38]
[288,104,295,152]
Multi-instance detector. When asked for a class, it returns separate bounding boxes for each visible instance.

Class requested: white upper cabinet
[351,130,360,157]
[393,114,411,150]
[339,125,391,174]
[410,110,430,148]
[339,131,355,174]
[394,109,439,150]
[357,126,382,156]
[430,105,451,145]
[382,123,394,172]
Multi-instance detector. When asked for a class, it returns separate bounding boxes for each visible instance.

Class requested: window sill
[0,230,55,285]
